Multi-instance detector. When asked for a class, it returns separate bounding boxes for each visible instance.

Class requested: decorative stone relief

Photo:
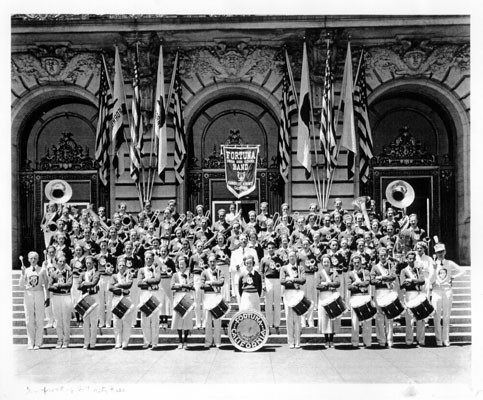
[180,42,285,81]
[365,40,470,77]
[11,46,101,83]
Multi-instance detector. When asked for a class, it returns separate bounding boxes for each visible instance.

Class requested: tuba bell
[385,180,415,209]
[45,179,73,204]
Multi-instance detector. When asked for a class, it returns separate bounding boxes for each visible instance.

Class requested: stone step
[11,332,472,346]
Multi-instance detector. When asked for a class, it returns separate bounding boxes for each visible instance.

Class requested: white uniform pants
[52,294,72,345]
[404,291,426,345]
[317,291,335,334]
[432,287,453,346]
[24,290,45,347]
[139,290,160,346]
[265,278,281,327]
[112,296,133,347]
[204,293,221,346]
[71,277,82,315]
[301,274,316,327]
[130,277,141,327]
[83,293,99,347]
[157,278,173,316]
[240,292,260,312]
[231,269,242,305]
[350,295,372,347]
[218,264,231,302]
[375,289,394,346]
[97,275,113,327]
[284,299,301,347]
[193,274,203,327]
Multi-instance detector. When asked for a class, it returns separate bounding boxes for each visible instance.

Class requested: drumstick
[19,255,25,269]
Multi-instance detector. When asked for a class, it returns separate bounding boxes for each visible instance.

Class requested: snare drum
[173,293,195,318]
[320,292,347,319]
[406,293,434,320]
[285,290,312,316]
[204,293,230,319]
[74,294,98,318]
[112,297,134,320]
[139,295,161,317]
[349,295,377,321]
[376,291,405,319]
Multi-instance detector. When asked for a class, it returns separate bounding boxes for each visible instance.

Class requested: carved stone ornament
[373,126,436,167]
[187,173,202,195]
[11,46,101,83]
[181,42,284,81]
[365,40,470,77]
[38,132,97,171]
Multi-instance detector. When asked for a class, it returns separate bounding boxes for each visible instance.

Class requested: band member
[19,251,50,350]
[280,251,306,349]
[78,256,100,349]
[415,241,434,298]
[230,233,258,304]
[347,254,373,348]
[47,255,73,348]
[315,255,340,347]
[238,254,262,312]
[400,251,426,346]
[201,254,224,348]
[430,243,465,347]
[120,241,143,327]
[171,255,194,349]
[96,239,116,328]
[260,242,282,332]
[138,251,162,349]
[156,245,176,328]
[70,245,85,325]
[370,247,397,347]
[225,202,238,225]
[109,259,134,349]
[212,208,229,233]
[298,239,318,328]
[42,246,57,328]
[54,233,72,263]
[189,240,208,329]
[212,233,232,302]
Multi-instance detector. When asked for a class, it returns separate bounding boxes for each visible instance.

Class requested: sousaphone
[385,180,415,209]
[45,179,73,204]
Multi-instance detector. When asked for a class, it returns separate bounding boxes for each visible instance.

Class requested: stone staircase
[12,268,472,346]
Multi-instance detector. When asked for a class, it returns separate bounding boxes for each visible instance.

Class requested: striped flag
[296,42,312,179]
[354,51,373,183]
[154,45,168,182]
[130,48,144,153]
[95,55,113,186]
[319,43,337,178]
[111,46,129,180]
[169,53,187,185]
[338,42,357,180]
[278,64,296,183]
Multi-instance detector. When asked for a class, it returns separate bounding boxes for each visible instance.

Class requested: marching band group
[19,197,465,351]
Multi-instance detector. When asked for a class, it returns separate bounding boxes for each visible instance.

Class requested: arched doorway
[364,84,459,259]
[185,93,283,222]
[15,93,106,258]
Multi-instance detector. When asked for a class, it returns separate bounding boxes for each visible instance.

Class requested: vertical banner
[222,145,259,199]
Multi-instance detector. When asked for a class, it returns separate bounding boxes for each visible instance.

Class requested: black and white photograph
[3,2,481,399]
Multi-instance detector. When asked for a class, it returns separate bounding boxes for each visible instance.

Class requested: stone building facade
[11,15,470,264]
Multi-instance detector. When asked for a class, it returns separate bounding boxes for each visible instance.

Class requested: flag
[111,46,129,180]
[338,42,357,179]
[130,48,144,153]
[169,53,187,185]
[354,51,374,183]
[278,61,296,183]
[296,42,312,179]
[319,43,337,178]
[154,45,168,182]
[95,55,113,186]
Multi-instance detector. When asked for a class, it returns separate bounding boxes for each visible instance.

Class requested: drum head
[285,289,304,307]
[377,291,398,307]
[320,291,340,306]
[349,295,371,308]
[204,293,223,311]
[406,293,427,308]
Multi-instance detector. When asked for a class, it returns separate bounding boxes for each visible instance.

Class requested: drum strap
[322,268,332,283]
[353,270,363,284]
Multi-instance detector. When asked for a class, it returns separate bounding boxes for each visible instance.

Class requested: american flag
[319,44,337,178]
[95,55,113,186]
[130,49,144,152]
[278,68,296,183]
[353,51,373,183]
[170,53,187,185]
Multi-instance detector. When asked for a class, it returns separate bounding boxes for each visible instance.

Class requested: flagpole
[325,46,364,208]
[284,48,296,211]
